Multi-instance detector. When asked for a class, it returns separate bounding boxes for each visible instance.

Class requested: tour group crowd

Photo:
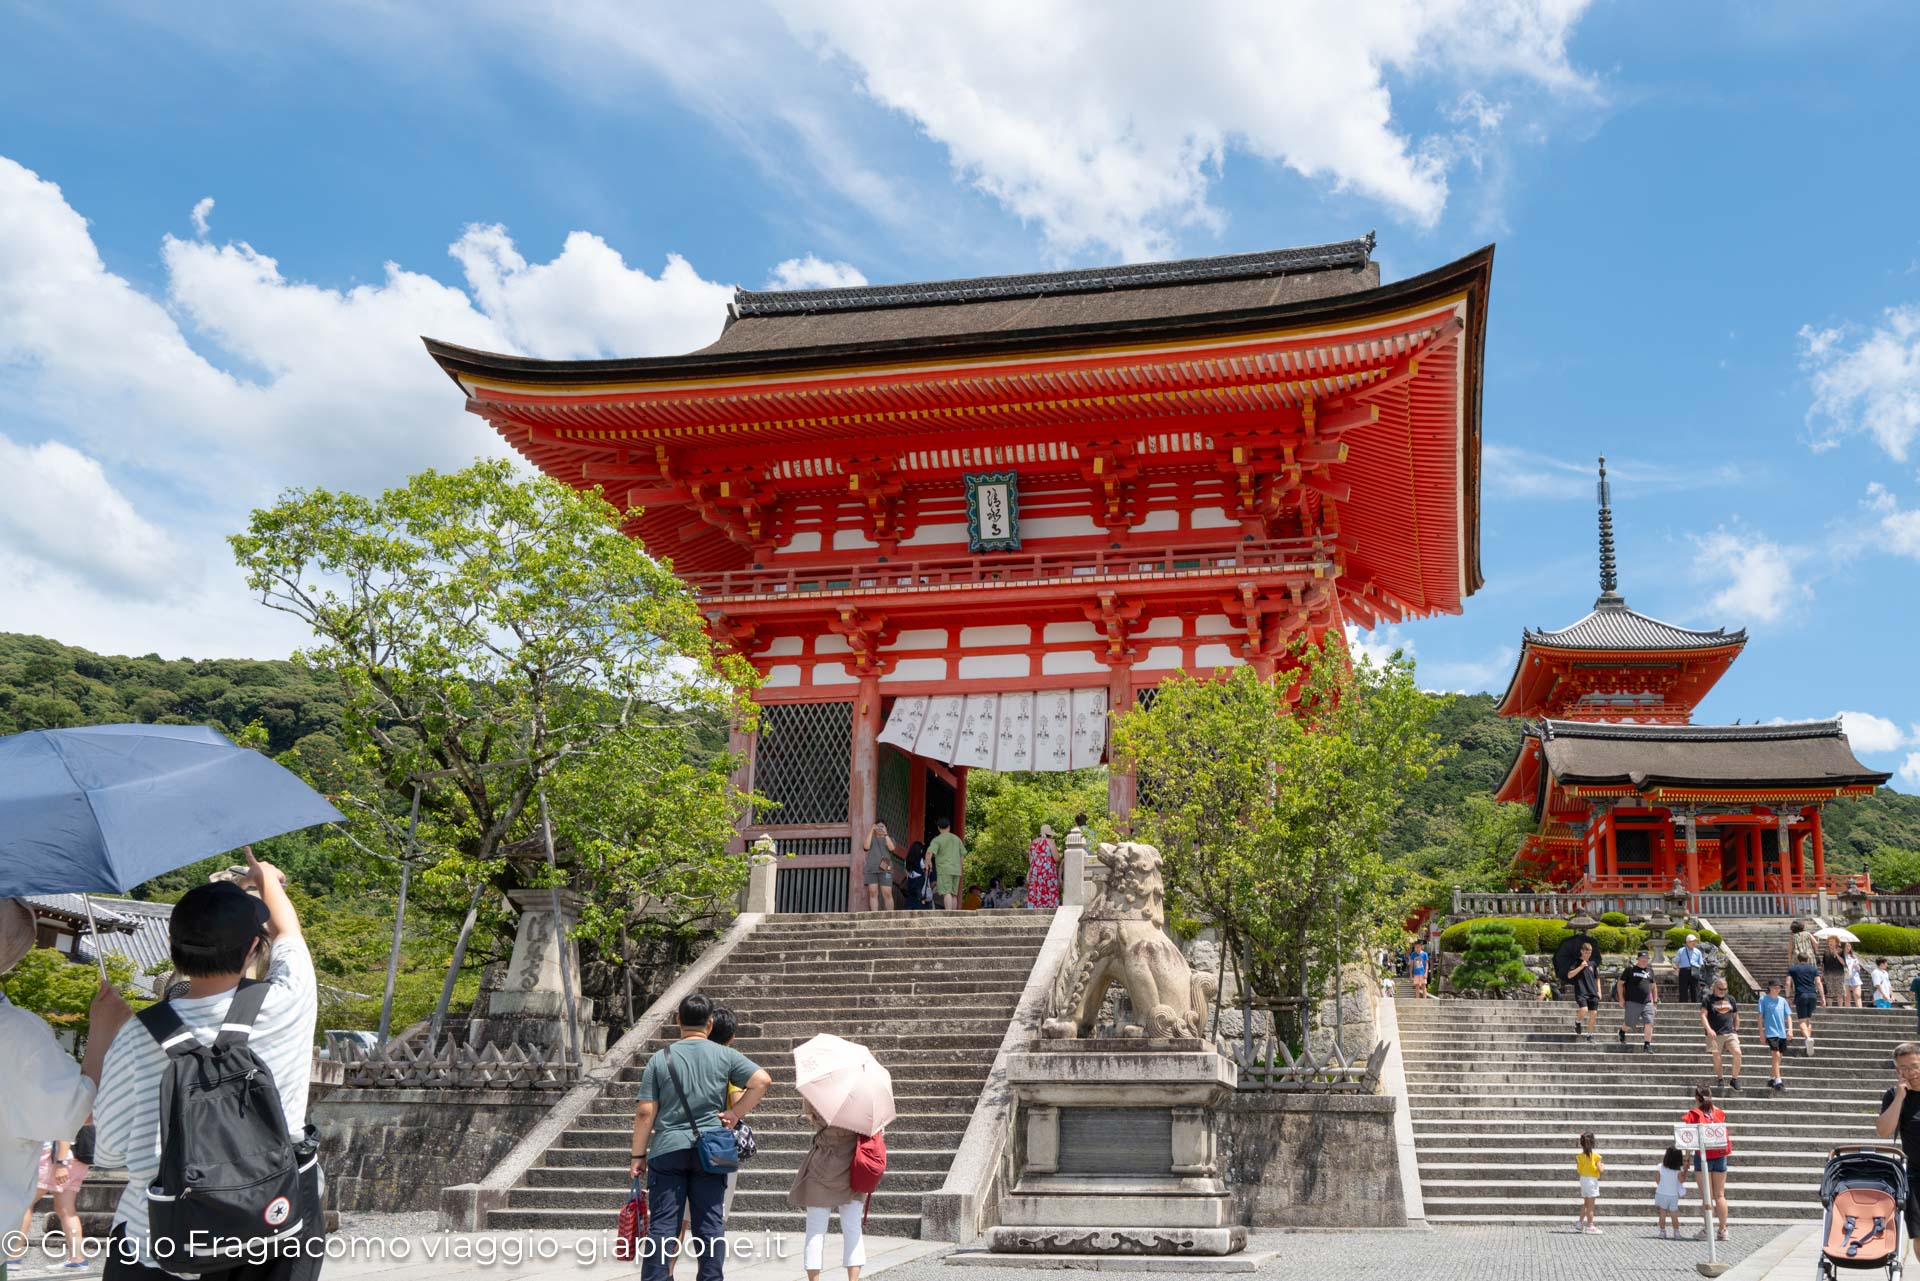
[1394,918,1920,1247]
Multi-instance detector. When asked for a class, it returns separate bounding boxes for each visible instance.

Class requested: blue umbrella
[0,723,345,899]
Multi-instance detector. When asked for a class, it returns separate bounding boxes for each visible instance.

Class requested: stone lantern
[1645,911,1673,965]
[745,833,779,913]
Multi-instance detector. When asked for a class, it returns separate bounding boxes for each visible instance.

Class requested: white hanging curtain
[878,687,1108,772]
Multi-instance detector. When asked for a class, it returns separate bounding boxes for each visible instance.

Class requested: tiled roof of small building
[1522,599,1746,652]
[1534,718,1891,790]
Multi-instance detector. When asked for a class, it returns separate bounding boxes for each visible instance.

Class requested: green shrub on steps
[1439,916,1651,956]
[1665,925,1723,949]
[1600,911,1630,927]
[1450,922,1535,993]
[1849,923,1920,956]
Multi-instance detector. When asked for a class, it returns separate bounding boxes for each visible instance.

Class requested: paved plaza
[5,1220,1817,1281]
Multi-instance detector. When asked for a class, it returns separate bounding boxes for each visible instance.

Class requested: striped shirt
[92,937,317,1273]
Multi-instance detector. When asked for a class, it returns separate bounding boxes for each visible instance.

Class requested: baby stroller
[1820,1145,1907,1280]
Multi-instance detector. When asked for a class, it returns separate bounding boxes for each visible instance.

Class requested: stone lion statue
[1042,840,1217,1040]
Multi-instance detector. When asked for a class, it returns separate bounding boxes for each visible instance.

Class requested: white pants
[803,1201,866,1271]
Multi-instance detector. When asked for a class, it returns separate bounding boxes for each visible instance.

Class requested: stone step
[584,1094,979,1120]
[704,977,1031,997]
[1421,1177,1821,1201]
[1417,1194,1819,1220]
[1412,1118,1881,1141]
[483,1207,924,1235]
[699,991,1026,1012]
[754,908,1048,924]
[611,1062,988,1086]
[645,1033,1007,1054]
[530,1147,959,1177]
[1417,1160,1821,1181]
[504,1182,935,1215]
[1408,1100,1881,1123]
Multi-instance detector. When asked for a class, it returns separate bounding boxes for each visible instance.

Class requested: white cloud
[765,255,868,291]
[1484,445,1750,501]
[1800,305,1920,461]
[773,0,1596,258]
[1419,645,1519,695]
[1903,753,1920,788]
[0,154,738,657]
[190,196,214,237]
[0,436,186,598]
[1835,710,1913,755]
[1691,527,1807,624]
[1864,482,1920,557]
[1344,623,1415,669]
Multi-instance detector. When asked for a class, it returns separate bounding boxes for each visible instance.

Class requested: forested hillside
[6,628,1918,917]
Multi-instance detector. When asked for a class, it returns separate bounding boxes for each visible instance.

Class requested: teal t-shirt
[1758,993,1790,1040]
[637,1037,761,1159]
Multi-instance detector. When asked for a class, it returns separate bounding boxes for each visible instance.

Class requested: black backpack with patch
[135,980,319,1273]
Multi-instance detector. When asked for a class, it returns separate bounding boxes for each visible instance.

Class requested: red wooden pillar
[848,674,883,909]
[907,756,928,846]
[1604,810,1618,883]
[1107,664,1137,830]
[1812,809,1827,887]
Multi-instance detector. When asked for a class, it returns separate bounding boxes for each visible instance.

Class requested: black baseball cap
[169,882,270,959]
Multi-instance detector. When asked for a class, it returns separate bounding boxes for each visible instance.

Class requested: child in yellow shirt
[1575,1132,1604,1234]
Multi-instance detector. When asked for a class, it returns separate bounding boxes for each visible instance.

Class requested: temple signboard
[965,470,1021,552]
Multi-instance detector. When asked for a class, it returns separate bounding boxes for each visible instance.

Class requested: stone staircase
[1710,918,1802,989]
[485,910,1055,1238]
[1399,996,1912,1224]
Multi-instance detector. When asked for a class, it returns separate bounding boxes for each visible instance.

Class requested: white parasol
[793,1033,896,1136]
[1813,926,1861,943]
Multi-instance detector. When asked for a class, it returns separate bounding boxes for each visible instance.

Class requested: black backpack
[135,981,320,1273]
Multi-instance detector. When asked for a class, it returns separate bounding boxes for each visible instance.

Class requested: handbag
[662,1045,741,1175]
[614,1176,648,1261]
[734,1120,758,1162]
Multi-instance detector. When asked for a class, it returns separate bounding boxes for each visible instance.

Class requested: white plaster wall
[833,529,878,551]
[958,654,1032,679]
[1043,621,1099,643]
[1190,507,1238,529]
[1021,515,1103,539]
[880,658,948,682]
[1193,614,1236,636]
[1137,646,1184,671]
[1041,651,1103,675]
[1193,644,1244,668]
[814,662,858,685]
[757,636,803,658]
[960,624,1032,648]
[764,665,802,688]
[901,522,969,547]
[1137,616,1182,639]
[1129,510,1179,533]
[814,633,852,655]
[777,532,822,554]
[882,628,948,651]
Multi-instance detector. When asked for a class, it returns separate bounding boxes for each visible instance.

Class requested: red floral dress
[1026,836,1061,909]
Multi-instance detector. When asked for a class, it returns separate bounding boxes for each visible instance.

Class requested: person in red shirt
[1682,1083,1733,1242]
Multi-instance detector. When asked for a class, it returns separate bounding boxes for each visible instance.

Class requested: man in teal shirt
[927,816,966,911]
[630,993,771,1281]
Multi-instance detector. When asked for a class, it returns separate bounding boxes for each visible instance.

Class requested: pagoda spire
[1596,455,1625,610]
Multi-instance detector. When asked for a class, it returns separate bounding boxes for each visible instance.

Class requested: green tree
[1449,921,1532,993]
[1,948,143,1039]
[1113,634,1447,1031]
[1397,794,1540,910]
[962,768,1110,891]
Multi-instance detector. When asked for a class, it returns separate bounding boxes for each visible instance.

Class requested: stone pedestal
[470,889,599,1055]
[986,1041,1246,1256]
[745,844,777,914]
[1061,828,1088,908]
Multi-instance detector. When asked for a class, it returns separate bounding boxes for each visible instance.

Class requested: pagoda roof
[1534,719,1891,792]
[1522,600,1747,652]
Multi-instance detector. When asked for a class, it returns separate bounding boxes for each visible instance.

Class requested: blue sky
[2,2,1919,785]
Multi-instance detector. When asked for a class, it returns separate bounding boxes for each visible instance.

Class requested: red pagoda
[426,237,1495,909]
[1493,461,1889,894]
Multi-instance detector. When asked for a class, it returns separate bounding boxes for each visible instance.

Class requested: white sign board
[1673,1123,1727,1149]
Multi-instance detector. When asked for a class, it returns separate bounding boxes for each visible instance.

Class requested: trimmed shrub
[1664,925,1722,949]
[1599,911,1630,928]
[1850,923,1920,957]
[1440,917,1646,955]
[1450,922,1534,993]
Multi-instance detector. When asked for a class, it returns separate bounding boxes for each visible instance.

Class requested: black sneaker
[1729,1078,1741,1092]
[1770,1078,1786,1091]
[1644,1042,1655,1054]
[1716,1077,1725,1090]
[1618,1028,1626,1044]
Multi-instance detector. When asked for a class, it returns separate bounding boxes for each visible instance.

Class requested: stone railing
[1868,896,1920,925]
[334,1039,580,1090]
[1454,888,1833,921]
